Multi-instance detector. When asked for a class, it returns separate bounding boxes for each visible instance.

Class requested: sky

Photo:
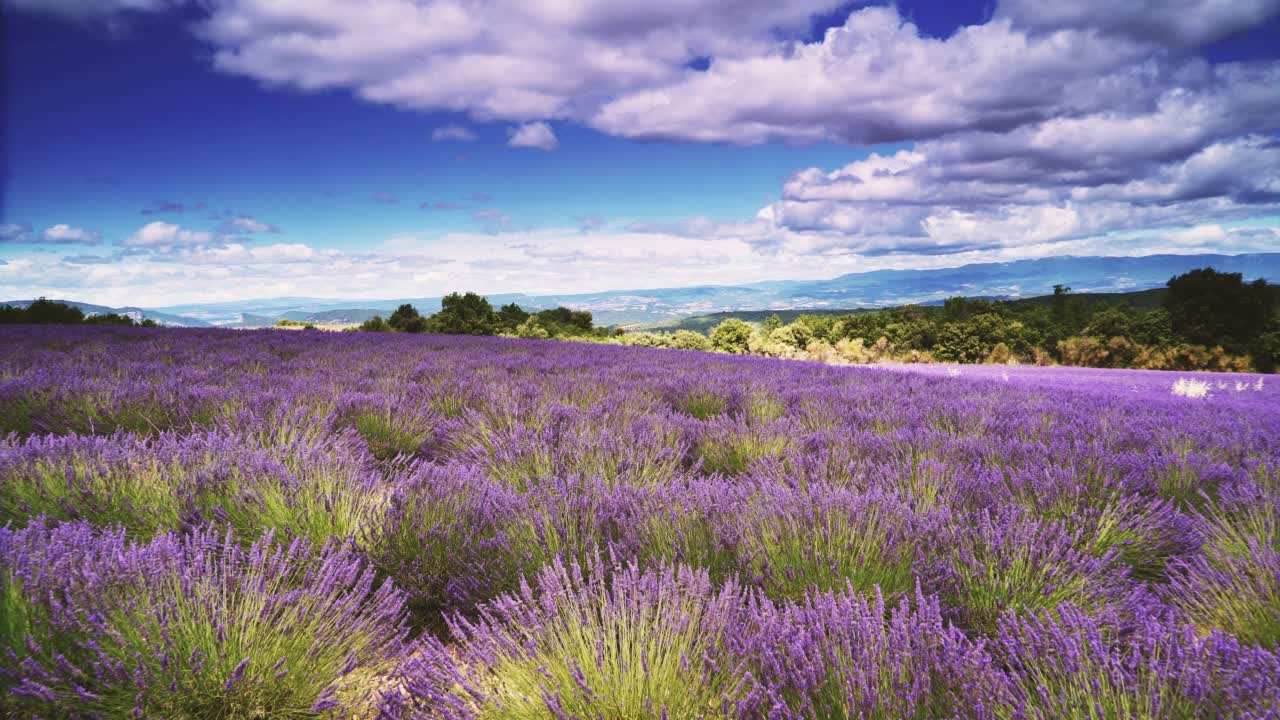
[1,0,1279,307]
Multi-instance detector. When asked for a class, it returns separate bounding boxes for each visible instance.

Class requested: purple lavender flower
[1,519,408,718]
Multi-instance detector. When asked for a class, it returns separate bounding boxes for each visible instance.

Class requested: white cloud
[0,223,102,246]
[220,216,280,234]
[763,129,1280,255]
[5,213,1276,308]
[7,0,1279,294]
[592,7,1157,145]
[14,1,1280,155]
[431,125,477,142]
[122,221,216,247]
[507,121,558,150]
[194,0,842,121]
[1163,224,1229,246]
[40,224,102,245]
[997,0,1280,46]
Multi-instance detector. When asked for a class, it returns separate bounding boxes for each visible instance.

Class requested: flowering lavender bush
[0,419,385,545]
[731,484,924,600]
[731,587,1012,719]
[1,324,1278,716]
[383,559,748,719]
[0,520,409,718]
[997,604,1280,718]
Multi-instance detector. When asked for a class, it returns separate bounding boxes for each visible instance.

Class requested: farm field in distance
[1,324,1278,718]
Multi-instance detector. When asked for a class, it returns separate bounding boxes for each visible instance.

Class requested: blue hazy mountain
[0,299,213,327]
[40,253,1280,327]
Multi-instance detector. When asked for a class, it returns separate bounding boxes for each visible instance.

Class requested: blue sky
[2,0,1279,306]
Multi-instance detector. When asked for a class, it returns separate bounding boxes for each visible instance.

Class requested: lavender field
[1,325,1278,719]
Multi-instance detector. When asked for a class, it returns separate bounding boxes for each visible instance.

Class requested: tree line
[655,268,1276,372]
[350,270,1277,372]
[6,268,1274,372]
[0,298,158,327]
[353,292,619,340]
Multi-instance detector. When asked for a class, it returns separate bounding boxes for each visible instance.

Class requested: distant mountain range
[9,253,1278,327]
[0,299,215,327]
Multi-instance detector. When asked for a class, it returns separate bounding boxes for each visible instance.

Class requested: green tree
[0,305,24,323]
[943,297,993,323]
[1083,307,1132,339]
[834,312,889,343]
[761,314,783,335]
[793,314,836,343]
[24,298,85,324]
[1130,309,1174,347]
[934,313,1022,363]
[388,304,428,333]
[85,312,139,326]
[515,317,550,339]
[425,292,498,335]
[534,307,594,336]
[496,303,530,333]
[1165,268,1270,352]
[1047,284,1089,340]
[357,315,391,332]
[709,319,752,354]
[669,329,712,351]
[1253,331,1280,373]
[883,318,934,350]
[768,323,813,351]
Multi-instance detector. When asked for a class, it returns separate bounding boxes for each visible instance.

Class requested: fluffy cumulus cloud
[40,225,102,245]
[763,128,1280,255]
[191,0,842,121]
[168,0,1280,258]
[591,6,1280,146]
[122,221,216,248]
[0,223,102,246]
[507,121,558,150]
[6,0,1280,285]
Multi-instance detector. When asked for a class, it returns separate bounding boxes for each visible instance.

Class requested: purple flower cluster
[1,519,408,718]
[1,324,1278,717]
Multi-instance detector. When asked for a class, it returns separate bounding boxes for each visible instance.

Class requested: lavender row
[4,521,1275,718]
[385,558,1280,719]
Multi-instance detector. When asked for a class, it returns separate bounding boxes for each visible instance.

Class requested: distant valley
[10,253,1278,328]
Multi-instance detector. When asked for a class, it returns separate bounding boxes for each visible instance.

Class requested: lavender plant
[939,506,1131,634]
[1169,536,1280,648]
[997,604,1280,718]
[731,587,1013,719]
[733,485,923,600]
[383,559,748,719]
[1,519,409,718]
[364,463,531,627]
